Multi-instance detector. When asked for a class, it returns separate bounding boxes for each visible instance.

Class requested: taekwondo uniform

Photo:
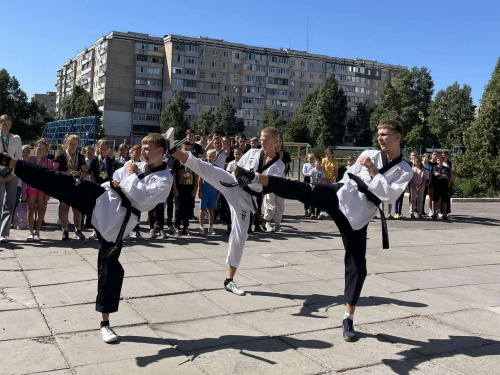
[183,148,285,267]
[265,150,412,306]
[13,160,172,313]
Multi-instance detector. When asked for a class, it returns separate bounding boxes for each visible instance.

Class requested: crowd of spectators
[0,112,456,244]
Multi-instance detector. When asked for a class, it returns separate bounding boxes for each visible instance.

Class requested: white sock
[344,312,354,321]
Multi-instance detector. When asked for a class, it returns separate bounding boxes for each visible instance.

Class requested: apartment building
[32,91,57,117]
[55,31,406,143]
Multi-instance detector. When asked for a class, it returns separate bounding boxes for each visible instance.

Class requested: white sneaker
[158,230,166,239]
[199,227,206,235]
[174,228,181,238]
[224,281,246,296]
[428,211,434,218]
[89,231,98,240]
[265,222,275,232]
[208,227,216,235]
[27,233,35,241]
[149,229,157,238]
[101,326,118,343]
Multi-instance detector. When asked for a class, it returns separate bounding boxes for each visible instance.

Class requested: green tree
[160,90,190,140]
[213,96,243,136]
[309,75,348,147]
[370,67,435,149]
[260,109,285,133]
[0,69,51,143]
[428,82,475,148]
[195,109,215,134]
[457,57,500,190]
[60,85,104,137]
[351,103,374,146]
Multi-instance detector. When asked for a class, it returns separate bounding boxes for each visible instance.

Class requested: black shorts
[433,189,449,203]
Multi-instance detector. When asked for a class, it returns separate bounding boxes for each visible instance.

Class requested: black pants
[175,189,194,228]
[267,176,368,306]
[148,203,165,230]
[166,189,174,227]
[14,160,125,314]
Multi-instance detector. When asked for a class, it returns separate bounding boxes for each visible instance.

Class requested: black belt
[103,184,141,258]
[347,173,389,249]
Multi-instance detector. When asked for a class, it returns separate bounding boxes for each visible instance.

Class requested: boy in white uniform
[0,133,173,343]
[234,120,413,342]
[168,127,285,296]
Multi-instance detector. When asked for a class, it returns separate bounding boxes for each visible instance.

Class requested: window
[211,84,217,90]
[222,62,228,69]
[200,60,206,66]
[299,92,304,99]
[186,57,197,64]
[185,69,196,76]
[199,83,205,89]
[234,52,240,59]
[243,97,254,104]
[289,91,295,98]
[212,50,218,56]
[212,61,218,68]
[172,67,183,74]
[233,75,238,82]
[186,45,198,52]
[200,71,205,78]
[309,73,314,79]
[255,98,264,105]
[173,44,184,51]
[301,61,306,68]
[211,72,217,79]
[309,62,314,69]
[199,94,205,101]
[308,83,313,89]
[223,51,229,57]
[233,64,239,70]
[172,79,183,87]
[269,67,277,73]
[221,85,228,92]
[278,67,289,74]
[233,86,239,92]
[184,91,196,99]
[184,80,196,88]
[319,74,324,80]
[244,75,256,82]
[135,66,161,75]
[300,72,305,79]
[291,60,296,67]
[299,82,304,88]
[201,48,206,56]
[211,95,217,102]
[222,73,227,81]
[375,70,380,77]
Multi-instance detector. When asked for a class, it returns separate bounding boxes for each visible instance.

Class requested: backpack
[12,202,28,230]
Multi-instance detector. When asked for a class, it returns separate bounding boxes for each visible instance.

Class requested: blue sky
[2,0,499,105]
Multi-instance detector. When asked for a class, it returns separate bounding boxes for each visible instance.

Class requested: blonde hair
[141,133,167,153]
[130,144,141,152]
[34,138,49,150]
[96,139,110,149]
[207,149,217,158]
[306,153,315,162]
[64,135,79,150]
[261,127,279,139]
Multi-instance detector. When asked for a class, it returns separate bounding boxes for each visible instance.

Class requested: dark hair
[186,128,195,135]
[182,141,192,147]
[238,133,247,140]
[377,119,403,134]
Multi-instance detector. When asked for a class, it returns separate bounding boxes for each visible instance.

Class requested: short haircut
[238,133,247,140]
[200,128,209,136]
[22,144,31,152]
[442,150,450,156]
[182,141,192,147]
[377,119,403,134]
[186,128,195,135]
[233,147,242,154]
[326,147,334,154]
[96,139,110,149]
[207,149,216,158]
[261,127,279,139]
[250,137,258,142]
[130,144,141,152]
[141,133,168,153]
[119,143,129,150]
[0,114,12,123]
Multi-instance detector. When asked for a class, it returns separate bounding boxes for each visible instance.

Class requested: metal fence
[42,116,98,151]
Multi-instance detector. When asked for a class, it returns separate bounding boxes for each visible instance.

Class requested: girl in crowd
[302,153,315,216]
[410,156,426,219]
[53,134,87,240]
[24,139,52,241]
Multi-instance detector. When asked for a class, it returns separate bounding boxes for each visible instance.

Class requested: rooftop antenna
[306,16,309,52]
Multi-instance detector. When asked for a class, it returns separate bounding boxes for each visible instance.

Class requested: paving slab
[190,337,330,375]
[80,250,150,265]
[0,337,69,374]
[134,246,202,261]
[130,292,228,324]
[24,264,97,286]
[122,261,170,277]
[289,262,345,281]
[156,258,225,273]
[240,266,317,285]
[56,325,170,367]
[153,315,265,352]
[430,308,500,338]
[429,284,500,306]
[431,267,498,285]
[283,328,421,372]
[43,302,147,334]
[14,246,77,257]
[0,248,16,258]
[429,343,500,375]
[341,358,459,374]
[0,308,51,340]
[18,254,88,271]
[365,316,488,357]
[223,254,284,270]
[471,264,500,276]
[0,258,21,271]
[0,270,28,288]
[121,274,195,298]
[202,286,301,314]
[0,287,38,311]
[266,279,345,306]
[350,274,415,296]
[260,251,327,266]
[176,270,260,291]
[32,280,97,308]
[378,270,467,289]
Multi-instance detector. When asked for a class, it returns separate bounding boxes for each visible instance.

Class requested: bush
[454,178,486,198]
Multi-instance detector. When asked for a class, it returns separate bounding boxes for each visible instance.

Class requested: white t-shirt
[302,162,315,177]
[237,148,285,193]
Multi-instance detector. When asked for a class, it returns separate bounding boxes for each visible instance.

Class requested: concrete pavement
[1,199,500,374]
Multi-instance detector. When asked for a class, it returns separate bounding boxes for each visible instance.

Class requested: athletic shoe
[34,233,41,242]
[388,214,394,219]
[149,229,157,238]
[233,165,256,187]
[199,227,206,235]
[442,215,449,221]
[89,230,98,240]
[101,326,119,343]
[432,214,437,220]
[310,213,316,219]
[410,213,415,219]
[134,230,142,239]
[166,225,174,231]
[27,233,35,241]
[428,211,434,218]
[275,223,283,232]
[174,228,181,237]
[265,222,275,232]
[0,236,7,243]
[182,228,189,236]
[208,227,216,235]
[158,230,167,239]
[342,318,357,342]
[62,230,69,241]
[224,281,246,296]
[74,230,86,240]
[438,213,444,219]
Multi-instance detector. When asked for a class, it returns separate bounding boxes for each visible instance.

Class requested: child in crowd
[346,156,355,168]
[225,147,243,234]
[199,149,220,235]
[427,150,439,216]
[302,153,315,216]
[124,145,144,238]
[310,159,326,219]
[53,134,87,241]
[23,139,52,241]
[172,142,198,236]
[322,147,338,184]
[421,153,432,216]
[410,156,426,219]
[432,156,451,220]
[15,145,31,211]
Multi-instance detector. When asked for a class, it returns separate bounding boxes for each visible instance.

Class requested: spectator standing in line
[441,150,454,217]
[427,150,439,216]
[421,153,432,216]
[322,147,338,184]
[198,149,220,235]
[53,134,88,241]
[113,143,130,173]
[197,129,209,159]
[82,145,97,228]
[346,156,355,168]
[409,156,426,219]
[164,151,175,231]
[222,136,234,164]
[237,133,250,154]
[172,142,198,236]
[0,114,22,243]
[186,128,203,220]
[224,147,243,234]
[250,137,260,149]
[24,139,52,241]
[302,153,316,216]
[432,156,451,220]
[310,158,326,219]
[15,145,31,212]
